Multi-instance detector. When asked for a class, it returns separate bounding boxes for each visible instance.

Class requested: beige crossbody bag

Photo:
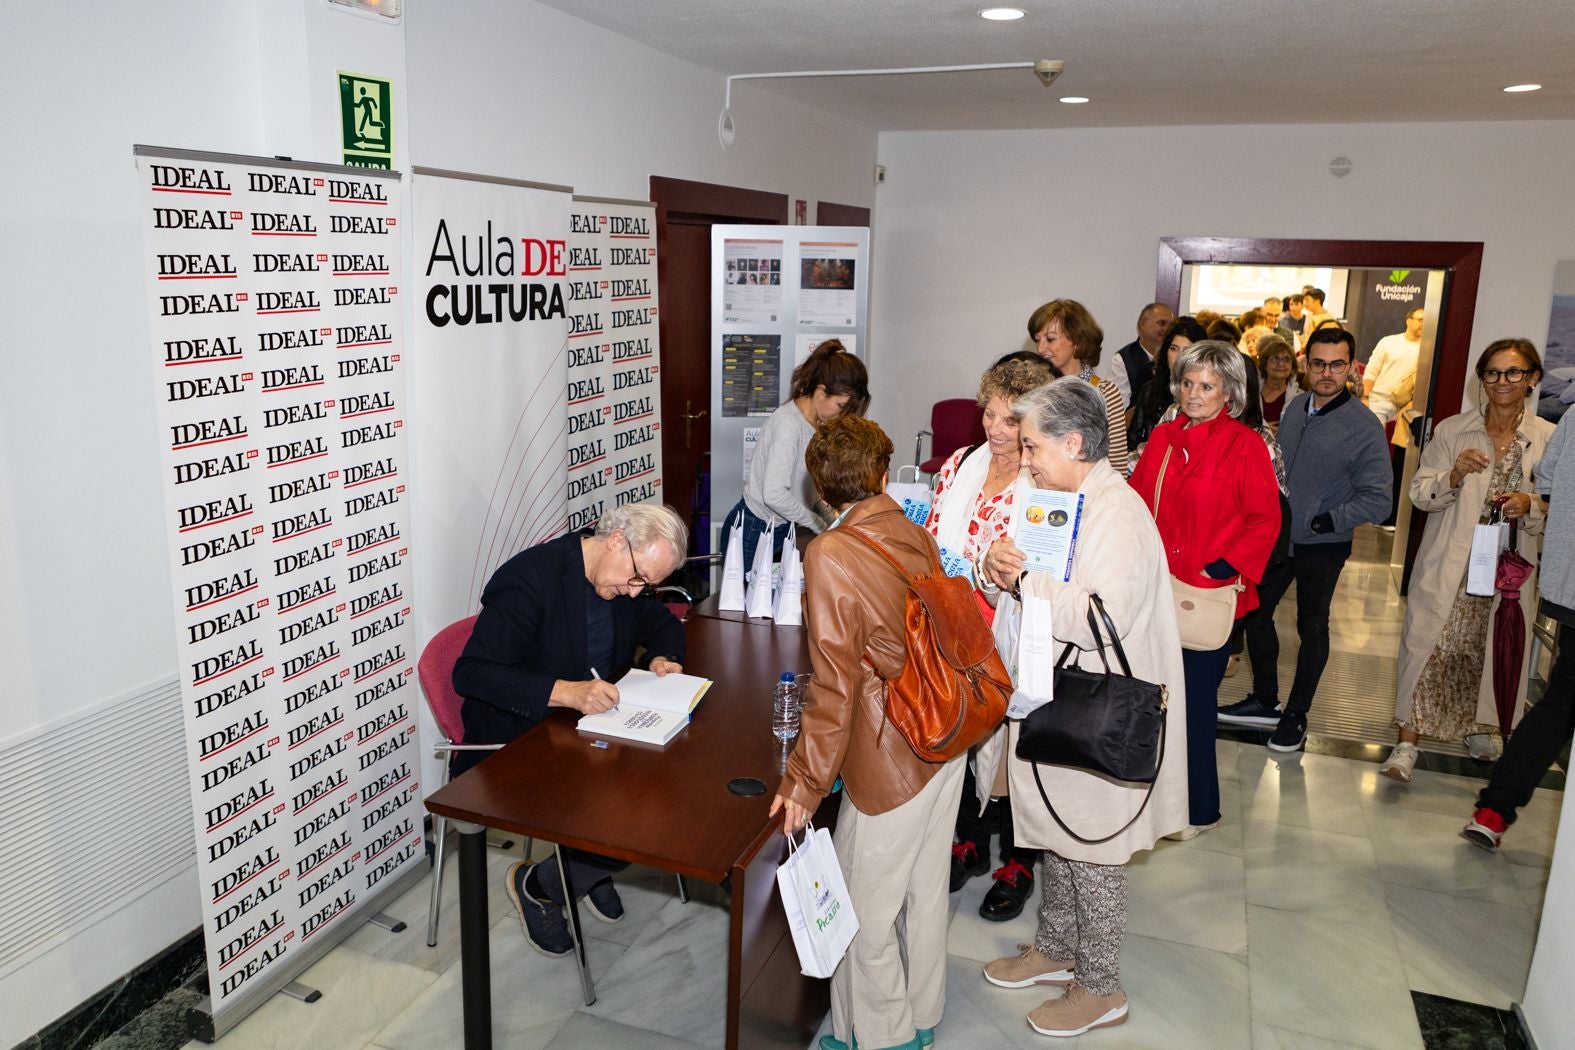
[1155,444,1244,651]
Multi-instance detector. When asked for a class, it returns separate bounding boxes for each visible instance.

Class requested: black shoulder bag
[1014,594,1169,845]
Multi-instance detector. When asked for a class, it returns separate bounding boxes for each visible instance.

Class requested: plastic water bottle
[772,672,801,741]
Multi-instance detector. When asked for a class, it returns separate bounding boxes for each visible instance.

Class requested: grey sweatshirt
[1277,390,1392,546]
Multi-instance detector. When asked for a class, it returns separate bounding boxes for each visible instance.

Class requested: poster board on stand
[708,225,870,556]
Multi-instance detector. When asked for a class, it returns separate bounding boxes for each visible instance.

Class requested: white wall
[0,1,874,1042]
[1523,788,1575,1048]
[868,121,1575,455]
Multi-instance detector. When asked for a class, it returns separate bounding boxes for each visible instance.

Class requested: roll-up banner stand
[135,145,424,1039]
[709,225,871,552]
[407,167,572,648]
[565,197,664,530]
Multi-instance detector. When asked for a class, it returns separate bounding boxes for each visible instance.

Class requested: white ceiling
[534,0,1574,130]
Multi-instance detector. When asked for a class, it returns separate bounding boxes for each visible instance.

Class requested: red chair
[915,398,986,476]
[420,615,501,947]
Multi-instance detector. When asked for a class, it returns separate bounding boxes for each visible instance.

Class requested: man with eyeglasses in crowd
[1218,328,1392,751]
[452,502,689,957]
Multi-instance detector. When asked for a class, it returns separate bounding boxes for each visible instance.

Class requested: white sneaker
[1380,742,1419,783]
[1463,733,1502,761]
[1164,821,1219,842]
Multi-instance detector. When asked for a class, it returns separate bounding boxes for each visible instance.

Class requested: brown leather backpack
[844,528,1011,762]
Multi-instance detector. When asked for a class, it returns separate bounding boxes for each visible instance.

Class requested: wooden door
[815,200,871,227]
[650,177,788,589]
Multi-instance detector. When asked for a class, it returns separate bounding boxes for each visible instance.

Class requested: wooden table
[424,614,829,1049]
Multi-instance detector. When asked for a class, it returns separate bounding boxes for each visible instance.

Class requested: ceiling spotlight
[1059,96,1090,104]
[979,7,1026,19]
[1503,83,1542,93]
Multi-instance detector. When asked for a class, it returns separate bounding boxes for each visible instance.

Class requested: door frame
[1156,237,1484,420]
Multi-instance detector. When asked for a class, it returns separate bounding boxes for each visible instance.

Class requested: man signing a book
[452,502,688,957]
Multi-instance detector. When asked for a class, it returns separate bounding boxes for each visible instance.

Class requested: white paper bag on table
[773,525,804,625]
[775,823,859,978]
[718,522,747,610]
[746,517,777,618]
[886,466,933,527]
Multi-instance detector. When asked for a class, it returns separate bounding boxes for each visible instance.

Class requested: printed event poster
[1013,487,1084,581]
[135,146,421,1019]
[408,170,572,640]
[565,198,664,531]
[798,241,858,326]
[720,333,782,417]
[722,238,784,324]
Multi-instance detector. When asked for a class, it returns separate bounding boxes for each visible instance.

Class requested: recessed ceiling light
[979,8,1025,20]
[1503,83,1542,93]
[1059,96,1090,104]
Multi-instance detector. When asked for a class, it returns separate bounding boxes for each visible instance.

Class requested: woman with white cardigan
[977,378,1189,1038]
[924,355,1053,920]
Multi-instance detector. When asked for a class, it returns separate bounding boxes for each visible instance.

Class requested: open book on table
[575,668,714,746]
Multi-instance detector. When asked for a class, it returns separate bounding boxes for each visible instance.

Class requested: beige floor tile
[1110,933,1250,1049]
[1361,803,1525,906]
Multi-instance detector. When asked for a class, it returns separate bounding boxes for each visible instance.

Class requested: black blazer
[452,531,684,768]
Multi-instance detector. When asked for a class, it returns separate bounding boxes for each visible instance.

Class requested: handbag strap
[1086,594,1134,678]
[1153,443,1174,512]
[1028,715,1167,846]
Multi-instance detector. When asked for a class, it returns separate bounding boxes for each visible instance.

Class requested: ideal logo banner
[408,172,571,636]
[565,199,664,532]
[136,148,420,1015]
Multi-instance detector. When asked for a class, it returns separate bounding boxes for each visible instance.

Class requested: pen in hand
[590,667,619,713]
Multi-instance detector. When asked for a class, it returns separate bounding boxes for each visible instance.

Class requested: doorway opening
[1158,237,1511,759]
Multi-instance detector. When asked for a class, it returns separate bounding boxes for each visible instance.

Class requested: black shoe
[585,878,625,924]
[979,858,1035,922]
[1267,711,1308,753]
[506,862,573,957]
[1217,695,1283,728]
[950,841,990,892]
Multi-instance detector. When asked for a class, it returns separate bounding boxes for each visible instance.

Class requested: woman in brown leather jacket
[771,415,968,1050]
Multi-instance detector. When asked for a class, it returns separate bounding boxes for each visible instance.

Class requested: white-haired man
[453,502,688,957]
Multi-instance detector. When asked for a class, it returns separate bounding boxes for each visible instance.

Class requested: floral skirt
[1405,573,1493,741]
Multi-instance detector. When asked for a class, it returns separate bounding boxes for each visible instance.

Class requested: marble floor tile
[1250,1022,1391,1049]
[1126,843,1247,955]
[1508,863,1549,920]
[544,1010,711,1049]
[1243,820,1390,925]
[341,843,520,975]
[893,955,1080,1049]
[1107,933,1250,1049]
[579,894,732,1046]
[1384,884,1537,1010]
[372,912,628,1050]
[1361,804,1525,906]
[1246,905,1423,1050]
[179,947,438,1050]
[944,866,1042,965]
[1238,749,1371,834]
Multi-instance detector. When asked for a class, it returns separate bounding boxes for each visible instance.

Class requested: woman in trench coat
[1380,339,1553,780]
[975,378,1188,1038]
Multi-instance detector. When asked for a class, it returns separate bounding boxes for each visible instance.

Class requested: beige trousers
[829,756,967,1048]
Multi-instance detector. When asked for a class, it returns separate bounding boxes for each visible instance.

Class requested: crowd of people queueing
[445,299,1573,1047]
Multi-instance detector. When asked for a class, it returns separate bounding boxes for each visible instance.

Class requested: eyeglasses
[1306,358,1350,373]
[625,537,651,594]
[1483,367,1532,383]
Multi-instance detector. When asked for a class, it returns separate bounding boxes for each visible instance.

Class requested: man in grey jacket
[1218,328,1392,751]
[1463,407,1575,849]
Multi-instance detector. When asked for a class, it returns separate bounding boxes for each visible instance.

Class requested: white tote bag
[775,822,859,978]
[886,465,933,527]
[773,525,804,626]
[718,522,747,610]
[1466,521,1509,597]
[994,590,1055,721]
[746,516,778,619]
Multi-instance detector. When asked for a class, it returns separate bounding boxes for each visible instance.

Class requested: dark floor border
[1219,728,1567,791]
[10,929,204,1050]
[1413,990,1531,1050]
